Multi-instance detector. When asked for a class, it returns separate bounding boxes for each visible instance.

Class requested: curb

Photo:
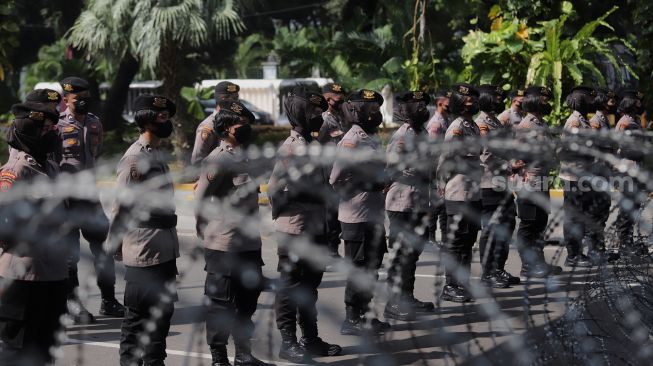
[98,181,564,204]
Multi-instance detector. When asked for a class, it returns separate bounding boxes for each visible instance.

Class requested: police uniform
[613,93,647,256]
[436,86,482,297]
[425,107,451,242]
[0,103,69,365]
[560,103,594,266]
[475,107,516,285]
[57,77,119,315]
[330,89,389,335]
[110,95,180,366]
[191,81,240,166]
[497,105,524,126]
[513,88,559,277]
[317,83,347,258]
[196,125,268,365]
[586,107,614,259]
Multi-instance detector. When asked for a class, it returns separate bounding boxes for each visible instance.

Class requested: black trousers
[515,197,549,268]
[0,279,67,366]
[205,250,263,350]
[275,242,324,338]
[120,261,177,366]
[67,199,115,300]
[562,180,595,258]
[429,199,448,242]
[341,221,387,310]
[443,201,482,286]
[615,178,645,248]
[585,190,611,253]
[479,189,516,274]
[326,205,342,255]
[386,211,428,297]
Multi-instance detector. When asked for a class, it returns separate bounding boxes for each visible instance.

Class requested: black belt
[136,214,177,229]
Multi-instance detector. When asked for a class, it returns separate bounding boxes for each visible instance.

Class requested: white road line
[64,339,299,365]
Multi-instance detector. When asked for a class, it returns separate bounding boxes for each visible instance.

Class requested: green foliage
[23,39,95,93]
[180,86,213,120]
[0,0,20,81]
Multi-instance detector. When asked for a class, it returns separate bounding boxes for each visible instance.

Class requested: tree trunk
[159,42,191,170]
[101,53,139,136]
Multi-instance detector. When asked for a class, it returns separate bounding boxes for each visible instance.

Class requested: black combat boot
[100,297,125,317]
[494,269,520,285]
[299,337,342,357]
[564,254,593,268]
[340,306,363,335]
[210,346,232,366]
[383,296,416,321]
[278,329,308,364]
[407,295,435,312]
[234,343,274,366]
[440,284,473,303]
[481,271,510,289]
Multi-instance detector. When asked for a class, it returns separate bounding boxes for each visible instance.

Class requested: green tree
[69,0,246,165]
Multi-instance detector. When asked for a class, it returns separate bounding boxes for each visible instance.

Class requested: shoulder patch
[570,120,581,128]
[479,124,489,132]
[63,126,76,133]
[452,129,463,136]
[0,170,17,192]
[129,165,142,181]
[200,128,212,141]
[207,173,216,182]
[342,141,356,148]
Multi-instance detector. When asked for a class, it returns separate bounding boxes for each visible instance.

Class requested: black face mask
[308,115,324,133]
[540,102,553,116]
[361,112,383,134]
[233,124,252,144]
[40,129,60,154]
[465,102,480,116]
[152,120,174,138]
[606,102,617,114]
[492,100,505,114]
[73,97,91,114]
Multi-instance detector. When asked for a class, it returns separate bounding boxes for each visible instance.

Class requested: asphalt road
[55,192,651,366]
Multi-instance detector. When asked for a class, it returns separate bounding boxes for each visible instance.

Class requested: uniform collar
[219,139,236,153]
[137,135,154,153]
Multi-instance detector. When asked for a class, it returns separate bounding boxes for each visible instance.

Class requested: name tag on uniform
[66,138,78,146]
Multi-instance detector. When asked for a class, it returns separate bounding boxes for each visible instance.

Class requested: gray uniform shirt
[0,150,69,281]
[57,108,103,173]
[317,111,346,144]
[268,130,328,235]
[498,106,524,126]
[385,123,430,212]
[425,111,450,138]
[436,116,482,202]
[196,141,262,252]
[559,110,592,182]
[330,124,385,223]
[475,111,512,190]
[191,111,219,166]
[111,136,180,267]
[514,113,555,193]
[615,114,644,167]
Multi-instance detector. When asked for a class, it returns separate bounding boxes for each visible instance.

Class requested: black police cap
[478,84,506,98]
[60,76,90,94]
[596,88,616,99]
[217,100,256,123]
[451,83,479,97]
[618,89,644,101]
[525,86,552,98]
[290,86,329,111]
[322,83,345,95]
[11,101,59,122]
[570,86,596,97]
[215,81,240,96]
[434,89,452,99]
[132,94,176,117]
[347,89,384,105]
[26,89,61,104]
[509,89,526,99]
[395,90,431,105]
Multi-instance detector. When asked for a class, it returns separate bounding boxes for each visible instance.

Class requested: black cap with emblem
[434,89,452,100]
[8,102,60,162]
[322,83,345,95]
[525,86,552,98]
[132,94,177,117]
[60,76,90,95]
[215,81,240,99]
[478,85,506,114]
[26,89,62,104]
[285,86,328,138]
[11,101,59,122]
[509,89,526,99]
[216,100,255,123]
[394,91,431,128]
[213,100,255,138]
[343,89,384,133]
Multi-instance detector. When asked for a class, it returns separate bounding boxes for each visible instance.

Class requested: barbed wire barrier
[0,127,652,365]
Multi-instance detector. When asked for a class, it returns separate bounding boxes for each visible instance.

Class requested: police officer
[426,90,452,244]
[475,85,519,288]
[498,89,526,126]
[26,88,62,111]
[196,101,273,366]
[586,88,619,263]
[614,90,649,258]
[110,95,180,366]
[513,86,562,278]
[0,102,68,365]
[436,83,482,302]
[384,90,434,321]
[317,83,347,261]
[57,77,123,322]
[191,81,240,166]
[268,87,342,362]
[330,89,391,335]
[559,86,597,268]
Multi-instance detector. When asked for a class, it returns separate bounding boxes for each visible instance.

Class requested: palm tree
[69,0,246,165]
